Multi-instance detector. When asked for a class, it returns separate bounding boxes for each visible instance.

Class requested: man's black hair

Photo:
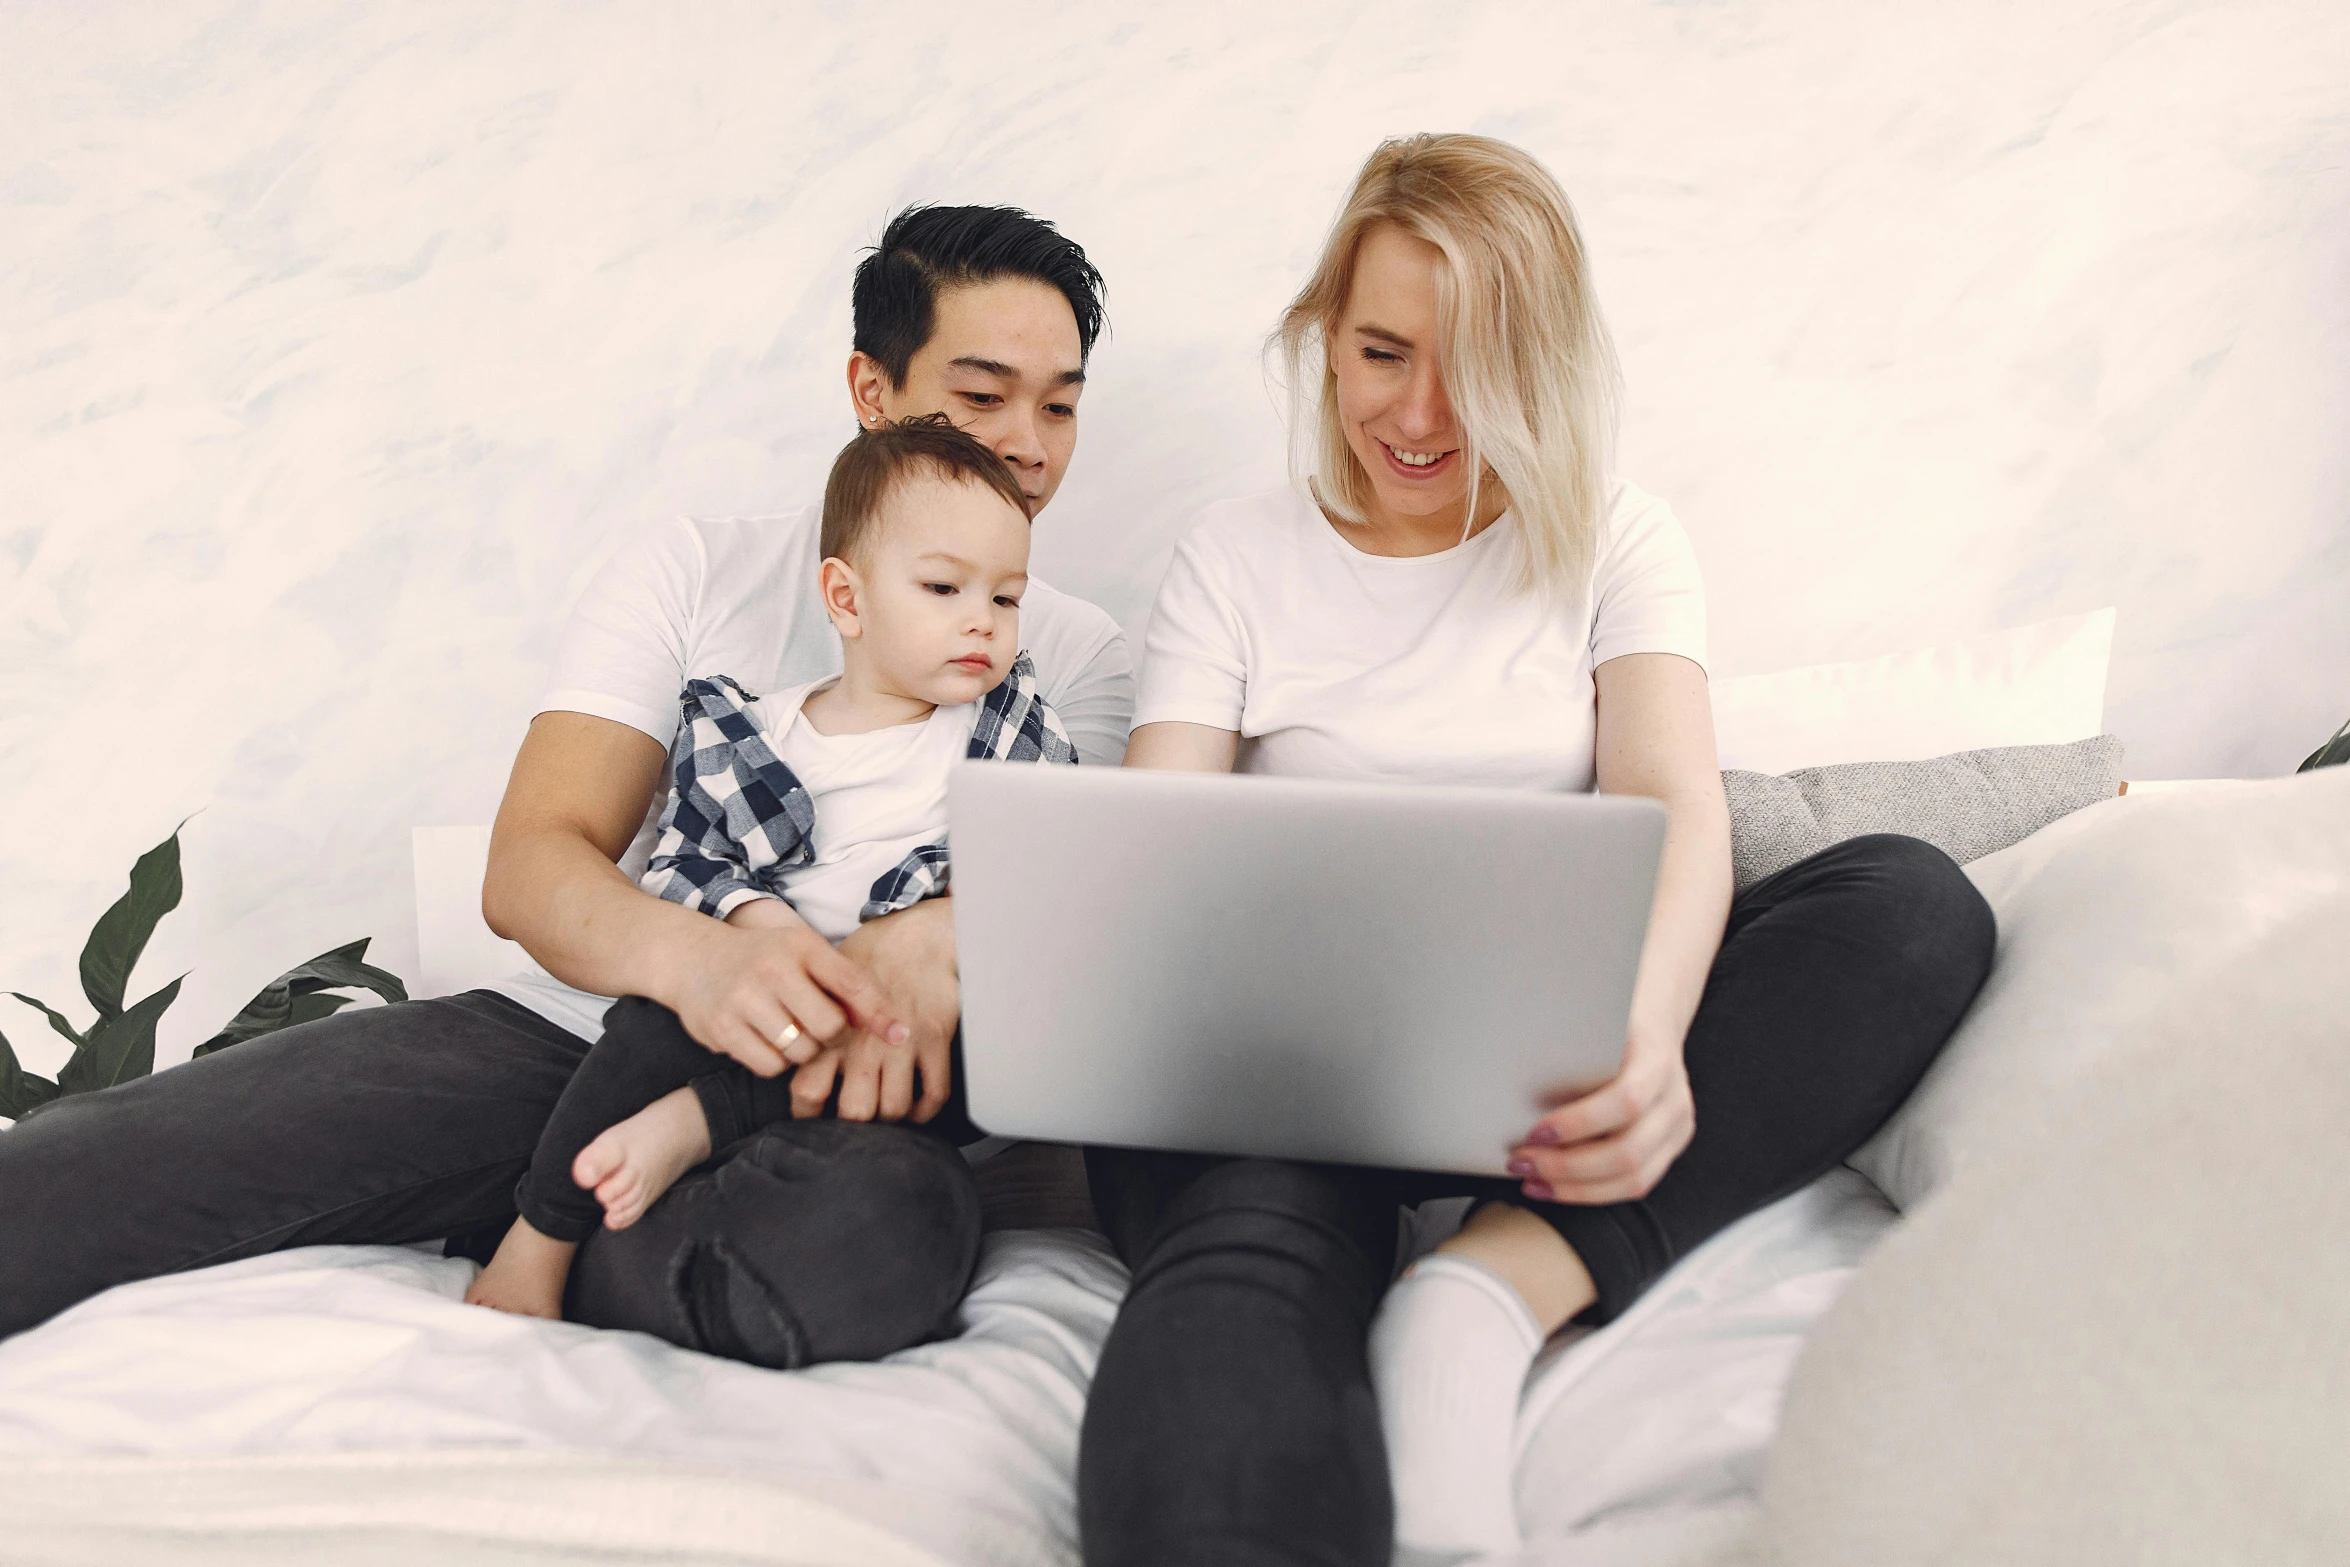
[851,205,1106,388]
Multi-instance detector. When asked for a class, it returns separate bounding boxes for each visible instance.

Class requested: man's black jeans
[0,990,981,1369]
[1077,833,1999,1567]
[514,993,983,1244]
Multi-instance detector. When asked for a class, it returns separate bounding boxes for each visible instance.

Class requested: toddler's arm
[725,896,807,933]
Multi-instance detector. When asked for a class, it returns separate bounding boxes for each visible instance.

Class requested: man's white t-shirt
[492,504,1132,1038]
[727,680,978,943]
[1135,483,1706,791]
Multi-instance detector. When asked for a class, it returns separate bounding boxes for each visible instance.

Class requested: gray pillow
[1723,734,2123,892]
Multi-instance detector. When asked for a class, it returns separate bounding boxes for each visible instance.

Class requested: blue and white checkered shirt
[639,651,1077,925]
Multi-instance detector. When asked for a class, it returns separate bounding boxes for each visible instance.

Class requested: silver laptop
[950,764,1665,1177]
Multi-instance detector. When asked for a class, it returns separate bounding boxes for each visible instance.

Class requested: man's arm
[484,711,904,1073]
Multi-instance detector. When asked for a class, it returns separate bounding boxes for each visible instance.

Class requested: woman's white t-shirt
[1135,483,1707,792]
[733,680,979,944]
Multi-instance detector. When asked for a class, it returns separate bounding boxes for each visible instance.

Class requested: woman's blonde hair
[1275,134,1621,597]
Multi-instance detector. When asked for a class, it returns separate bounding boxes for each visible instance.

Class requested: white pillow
[1848,765,2350,1212]
[1763,891,2350,1566]
[1711,608,2115,773]
[411,825,529,999]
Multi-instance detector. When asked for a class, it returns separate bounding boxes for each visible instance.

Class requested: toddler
[467,414,1075,1321]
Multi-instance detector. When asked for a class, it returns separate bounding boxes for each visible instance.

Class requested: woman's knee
[1136,1158,1396,1306]
[1848,835,1995,985]
[1779,834,1996,978]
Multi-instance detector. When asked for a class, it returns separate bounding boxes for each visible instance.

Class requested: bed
[0,1169,1890,1565]
[8,612,2340,1566]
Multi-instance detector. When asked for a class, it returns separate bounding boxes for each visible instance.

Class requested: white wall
[3,0,2346,1073]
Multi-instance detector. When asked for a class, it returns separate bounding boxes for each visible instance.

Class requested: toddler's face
[836,471,1030,707]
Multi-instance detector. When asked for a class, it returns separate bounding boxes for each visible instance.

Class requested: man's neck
[799,657,936,736]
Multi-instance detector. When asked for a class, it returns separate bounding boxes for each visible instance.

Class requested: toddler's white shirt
[735,681,980,943]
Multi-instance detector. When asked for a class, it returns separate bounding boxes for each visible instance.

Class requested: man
[0,206,1131,1368]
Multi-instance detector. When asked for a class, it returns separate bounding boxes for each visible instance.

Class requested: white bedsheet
[0,1171,1895,1566]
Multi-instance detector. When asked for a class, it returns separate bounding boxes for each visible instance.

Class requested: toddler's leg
[572,1086,714,1230]
[511,997,728,1245]
[464,1216,577,1319]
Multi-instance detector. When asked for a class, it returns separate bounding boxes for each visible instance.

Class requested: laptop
[949,764,1665,1177]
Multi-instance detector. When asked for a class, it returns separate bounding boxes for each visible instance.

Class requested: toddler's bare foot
[463,1217,577,1319]
[572,1086,713,1231]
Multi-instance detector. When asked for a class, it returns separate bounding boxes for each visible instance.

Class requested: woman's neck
[799,657,936,736]
[1342,477,1511,558]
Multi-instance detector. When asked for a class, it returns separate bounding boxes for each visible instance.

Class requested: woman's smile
[1375,437,1458,479]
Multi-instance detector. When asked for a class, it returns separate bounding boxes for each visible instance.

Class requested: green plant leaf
[287,991,359,1028]
[5,993,86,1051]
[55,976,183,1096]
[191,939,407,1058]
[2299,717,2350,774]
[0,1024,62,1121]
[78,828,185,1022]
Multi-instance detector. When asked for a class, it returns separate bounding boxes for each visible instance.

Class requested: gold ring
[775,1019,802,1049]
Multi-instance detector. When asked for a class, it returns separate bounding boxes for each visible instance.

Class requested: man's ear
[818,555,864,639]
[846,353,894,430]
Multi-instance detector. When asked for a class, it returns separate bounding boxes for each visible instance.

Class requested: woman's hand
[1506,1011,1695,1205]
[787,897,960,1123]
[1509,652,1729,1207]
[667,915,907,1079]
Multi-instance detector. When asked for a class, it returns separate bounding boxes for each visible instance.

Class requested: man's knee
[572,1120,981,1370]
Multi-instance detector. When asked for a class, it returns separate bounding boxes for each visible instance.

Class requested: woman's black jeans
[1076,833,1997,1567]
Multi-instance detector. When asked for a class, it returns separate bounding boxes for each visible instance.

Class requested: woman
[1080,135,1995,1564]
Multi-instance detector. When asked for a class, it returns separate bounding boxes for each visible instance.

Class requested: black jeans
[0,991,981,1370]
[515,994,984,1244]
[1077,834,1998,1567]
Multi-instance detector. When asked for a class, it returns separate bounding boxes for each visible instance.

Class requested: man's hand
[667,916,908,1079]
[1506,1011,1695,1205]
[787,898,960,1123]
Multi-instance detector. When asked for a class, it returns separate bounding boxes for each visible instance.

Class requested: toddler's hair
[821,413,1033,565]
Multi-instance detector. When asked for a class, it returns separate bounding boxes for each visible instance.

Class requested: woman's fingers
[1527,1023,1680,1146]
[1518,1113,1684,1188]
[1533,1078,1643,1145]
[1512,1094,1693,1202]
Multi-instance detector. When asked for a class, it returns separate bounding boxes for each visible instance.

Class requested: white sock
[1367,1254,1544,1556]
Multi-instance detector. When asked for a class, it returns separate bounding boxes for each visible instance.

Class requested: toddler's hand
[826,898,961,1123]
[784,1022,949,1124]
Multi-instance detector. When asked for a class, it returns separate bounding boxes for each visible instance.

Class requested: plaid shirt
[639,651,1077,925]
